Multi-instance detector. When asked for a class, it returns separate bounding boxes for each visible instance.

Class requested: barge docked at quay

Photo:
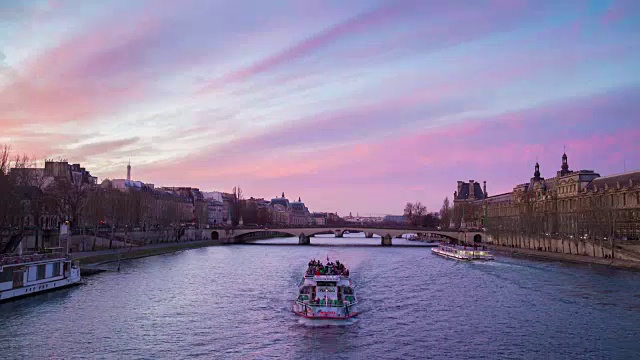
[293,259,358,320]
[0,249,81,302]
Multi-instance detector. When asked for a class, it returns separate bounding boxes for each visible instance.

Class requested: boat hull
[292,301,358,320]
[293,310,359,320]
[432,248,471,261]
[0,271,81,303]
[431,247,494,261]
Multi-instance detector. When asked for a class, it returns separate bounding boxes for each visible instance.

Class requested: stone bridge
[210,226,484,246]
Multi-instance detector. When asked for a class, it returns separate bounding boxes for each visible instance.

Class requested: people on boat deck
[306,259,349,276]
[311,297,346,306]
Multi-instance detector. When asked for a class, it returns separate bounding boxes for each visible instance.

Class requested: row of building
[102,164,340,227]
[453,152,640,240]
[12,159,345,229]
[11,159,415,231]
[341,213,408,225]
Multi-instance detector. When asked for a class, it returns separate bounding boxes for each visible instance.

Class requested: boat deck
[432,245,494,261]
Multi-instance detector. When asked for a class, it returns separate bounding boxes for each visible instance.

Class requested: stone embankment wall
[19,235,129,251]
[485,234,640,263]
[18,229,211,252]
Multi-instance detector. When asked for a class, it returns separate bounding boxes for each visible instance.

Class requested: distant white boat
[432,244,494,261]
[0,249,81,302]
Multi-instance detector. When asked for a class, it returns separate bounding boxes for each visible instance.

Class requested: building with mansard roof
[453,152,640,240]
[268,192,311,225]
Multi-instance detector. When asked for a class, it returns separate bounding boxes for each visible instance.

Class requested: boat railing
[440,244,490,251]
[296,300,357,308]
[305,272,350,278]
[0,252,66,266]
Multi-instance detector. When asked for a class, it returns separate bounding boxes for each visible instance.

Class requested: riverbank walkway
[488,244,640,270]
[71,239,221,267]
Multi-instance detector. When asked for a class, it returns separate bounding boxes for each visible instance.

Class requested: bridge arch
[307,230,337,237]
[473,234,482,243]
[230,229,300,242]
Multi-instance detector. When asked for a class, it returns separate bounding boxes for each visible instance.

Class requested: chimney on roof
[457,181,463,195]
[469,180,475,198]
[483,181,487,198]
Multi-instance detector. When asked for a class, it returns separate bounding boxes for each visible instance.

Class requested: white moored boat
[0,248,81,302]
[432,243,494,261]
[292,259,358,320]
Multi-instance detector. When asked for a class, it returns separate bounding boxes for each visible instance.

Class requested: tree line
[403,201,442,228]
[0,145,205,251]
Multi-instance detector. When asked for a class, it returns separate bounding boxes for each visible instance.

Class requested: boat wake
[470,260,503,266]
[297,317,358,327]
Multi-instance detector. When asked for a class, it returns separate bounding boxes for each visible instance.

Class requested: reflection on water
[2,234,640,359]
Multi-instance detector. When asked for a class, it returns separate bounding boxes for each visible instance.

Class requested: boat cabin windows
[36,264,46,280]
[12,270,24,288]
[0,268,13,283]
[52,262,61,277]
[316,281,336,287]
[300,286,313,294]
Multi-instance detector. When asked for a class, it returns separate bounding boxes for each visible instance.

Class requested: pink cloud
[62,137,140,162]
[0,16,165,128]
[189,40,633,163]
[601,0,639,25]
[127,87,640,214]
[198,2,410,92]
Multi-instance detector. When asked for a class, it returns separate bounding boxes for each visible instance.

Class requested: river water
[2,234,640,359]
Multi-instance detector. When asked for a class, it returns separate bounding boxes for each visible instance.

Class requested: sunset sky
[1,0,639,215]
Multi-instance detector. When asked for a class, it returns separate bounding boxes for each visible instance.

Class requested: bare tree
[257,207,270,225]
[403,202,427,226]
[0,145,21,252]
[14,156,50,250]
[49,174,90,231]
[230,186,244,226]
[193,198,208,228]
[440,197,451,229]
[403,202,413,221]
[241,199,258,225]
[0,147,42,253]
[412,202,427,226]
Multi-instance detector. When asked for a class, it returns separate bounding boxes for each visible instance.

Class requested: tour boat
[0,249,81,302]
[292,259,358,320]
[431,243,494,261]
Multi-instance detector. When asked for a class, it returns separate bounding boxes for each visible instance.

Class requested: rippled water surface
[2,235,640,359]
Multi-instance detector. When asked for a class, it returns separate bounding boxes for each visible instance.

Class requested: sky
[1,0,639,216]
